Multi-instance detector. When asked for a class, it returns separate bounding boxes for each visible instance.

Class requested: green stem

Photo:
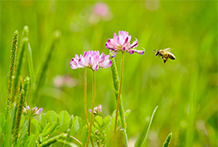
[114,53,124,145]
[86,71,95,147]
[84,68,89,125]
[28,119,31,136]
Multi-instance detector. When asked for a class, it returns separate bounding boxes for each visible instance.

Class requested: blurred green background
[0,1,217,146]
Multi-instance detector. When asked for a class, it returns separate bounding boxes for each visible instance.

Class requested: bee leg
[163,58,168,63]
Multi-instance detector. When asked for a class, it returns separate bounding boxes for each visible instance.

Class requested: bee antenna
[152,49,156,52]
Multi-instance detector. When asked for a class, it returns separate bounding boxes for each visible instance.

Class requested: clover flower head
[71,51,112,71]
[89,104,102,115]
[105,31,144,58]
[53,75,78,88]
[93,2,110,18]
[23,106,43,119]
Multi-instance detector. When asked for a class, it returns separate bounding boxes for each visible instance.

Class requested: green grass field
[0,1,217,146]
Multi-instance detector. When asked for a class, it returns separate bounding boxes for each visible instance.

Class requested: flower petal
[130,39,138,49]
[111,51,118,58]
[99,60,112,68]
[135,50,145,55]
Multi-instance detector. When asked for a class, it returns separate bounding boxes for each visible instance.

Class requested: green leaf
[63,115,74,147]
[31,119,43,134]
[24,134,37,147]
[45,111,58,123]
[39,113,46,127]
[81,125,88,146]
[19,120,28,141]
[38,134,66,147]
[95,115,103,126]
[33,30,61,106]
[57,139,79,147]
[40,121,58,138]
[135,106,158,147]
[70,116,82,136]
[57,110,70,132]
[102,115,111,130]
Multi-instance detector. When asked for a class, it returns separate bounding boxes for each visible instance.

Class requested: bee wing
[163,48,171,51]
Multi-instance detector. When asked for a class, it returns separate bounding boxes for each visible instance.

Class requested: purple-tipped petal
[123,37,129,45]
[32,107,37,111]
[135,50,145,55]
[35,108,43,115]
[128,50,135,54]
[130,40,138,49]
[111,51,118,58]
[122,47,126,52]
[88,109,92,113]
[92,64,99,71]
[70,59,78,69]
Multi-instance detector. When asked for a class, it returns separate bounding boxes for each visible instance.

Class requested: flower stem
[28,119,31,136]
[86,71,95,147]
[114,53,124,145]
[84,68,89,125]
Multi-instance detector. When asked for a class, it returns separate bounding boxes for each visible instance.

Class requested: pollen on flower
[70,51,112,71]
[105,31,144,58]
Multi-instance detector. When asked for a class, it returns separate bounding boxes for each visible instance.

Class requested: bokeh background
[0,1,217,146]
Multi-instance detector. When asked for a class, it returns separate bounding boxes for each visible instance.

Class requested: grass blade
[163,132,172,147]
[33,30,61,105]
[135,106,158,147]
[27,43,36,91]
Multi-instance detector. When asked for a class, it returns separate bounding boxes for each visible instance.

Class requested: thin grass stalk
[114,53,124,145]
[163,132,172,147]
[5,30,18,119]
[110,55,128,146]
[86,71,95,147]
[33,31,60,106]
[135,106,158,147]
[12,27,29,103]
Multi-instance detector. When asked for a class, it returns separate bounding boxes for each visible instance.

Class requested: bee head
[155,50,159,56]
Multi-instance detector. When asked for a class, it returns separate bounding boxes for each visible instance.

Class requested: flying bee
[153,48,176,63]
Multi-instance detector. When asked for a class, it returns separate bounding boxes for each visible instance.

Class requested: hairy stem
[114,53,124,145]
